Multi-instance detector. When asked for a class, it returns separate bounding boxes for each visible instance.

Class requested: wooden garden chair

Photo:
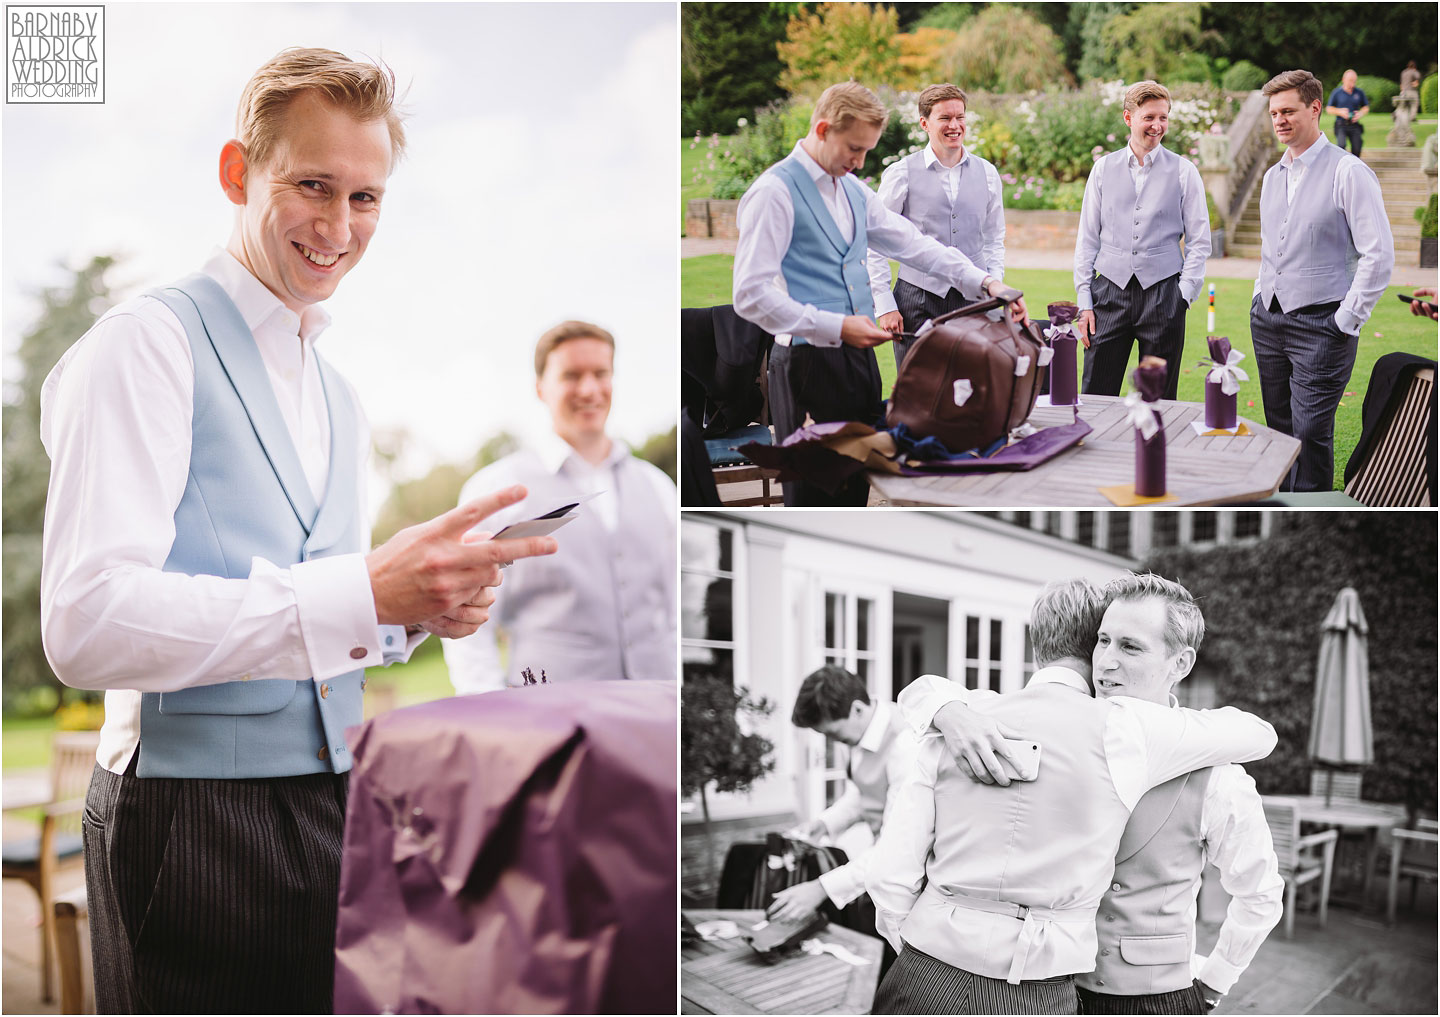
[1263,795,1339,938]
[1386,822,1439,925]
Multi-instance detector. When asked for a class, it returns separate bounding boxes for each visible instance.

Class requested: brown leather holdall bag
[885,286,1046,453]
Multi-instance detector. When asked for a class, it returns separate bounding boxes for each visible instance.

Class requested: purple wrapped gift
[1045,302,1080,406]
[1130,356,1167,497]
[1203,337,1239,429]
[334,682,677,1015]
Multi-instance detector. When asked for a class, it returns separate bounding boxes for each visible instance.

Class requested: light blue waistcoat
[137,274,366,779]
[774,155,875,343]
[1093,145,1185,291]
[1256,141,1359,311]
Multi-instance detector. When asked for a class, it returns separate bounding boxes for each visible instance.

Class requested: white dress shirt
[441,431,677,694]
[865,145,1006,314]
[869,669,1278,975]
[39,249,420,773]
[1192,763,1285,993]
[811,701,920,909]
[1249,134,1394,335]
[1074,143,1210,311]
[733,141,990,347]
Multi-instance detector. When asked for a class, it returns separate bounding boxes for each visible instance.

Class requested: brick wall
[686,199,1080,251]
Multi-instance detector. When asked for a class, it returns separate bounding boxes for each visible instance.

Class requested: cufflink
[349,646,367,660]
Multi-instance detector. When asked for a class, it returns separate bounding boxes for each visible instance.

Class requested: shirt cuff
[873,288,899,317]
[811,310,845,348]
[378,624,427,665]
[818,864,863,909]
[1334,307,1362,336]
[1197,952,1242,995]
[290,553,385,679]
[1076,288,1094,312]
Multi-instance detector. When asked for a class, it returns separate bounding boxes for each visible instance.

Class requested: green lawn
[1336,114,1437,150]
[683,255,1437,491]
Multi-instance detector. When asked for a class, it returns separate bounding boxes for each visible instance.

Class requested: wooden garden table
[868,395,1302,507]
[682,908,884,1015]
[1293,796,1409,905]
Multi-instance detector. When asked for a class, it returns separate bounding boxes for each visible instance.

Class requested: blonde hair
[534,320,615,377]
[1124,80,1172,113]
[810,81,889,133]
[918,83,967,119]
[1105,572,1206,655]
[1030,579,1109,666]
[236,47,407,172]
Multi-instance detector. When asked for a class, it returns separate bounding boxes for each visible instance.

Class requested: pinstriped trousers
[82,759,349,1013]
[1076,981,1210,1014]
[873,944,1079,1014]
[1248,295,1359,492]
[1082,272,1187,399]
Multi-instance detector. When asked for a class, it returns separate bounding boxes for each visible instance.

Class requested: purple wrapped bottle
[1045,301,1079,405]
[1131,356,1167,497]
[1203,336,1239,429]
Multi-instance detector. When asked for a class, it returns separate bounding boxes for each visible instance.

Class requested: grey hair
[1030,578,1109,666]
[1105,572,1205,655]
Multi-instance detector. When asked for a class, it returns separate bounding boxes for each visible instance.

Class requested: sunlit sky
[2,1,678,512]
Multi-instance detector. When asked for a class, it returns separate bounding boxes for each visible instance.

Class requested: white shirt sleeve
[895,673,973,735]
[1196,765,1286,994]
[866,732,941,952]
[982,161,1007,282]
[1104,699,1278,810]
[818,727,921,909]
[866,159,909,317]
[733,173,846,347]
[1178,159,1212,307]
[1074,159,1107,310]
[1333,158,1396,335]
[864,188,990,298]
[39,305,389,693]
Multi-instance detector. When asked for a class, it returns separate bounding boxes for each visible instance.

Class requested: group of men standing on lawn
[734,71,1395,503]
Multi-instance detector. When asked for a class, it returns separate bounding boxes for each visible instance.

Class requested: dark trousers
[83,758,350,1013]
[1335,119,1364,156]
[890,278,976,370]
[1077,981,1210,1014]
[873,944,1078,1014]
[1082,273,1187,399]
[1249,295,1359,492]
[768,340,881,506]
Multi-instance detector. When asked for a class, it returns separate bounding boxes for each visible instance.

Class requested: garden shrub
[1221,60,1270,92]
[1422,73,1437,116]
[1419,194,1437,239]
[943,4,1074,93]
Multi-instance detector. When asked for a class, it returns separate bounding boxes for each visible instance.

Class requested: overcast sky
[2,1,678,509]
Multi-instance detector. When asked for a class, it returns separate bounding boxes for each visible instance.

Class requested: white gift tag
[952,378,973,406]
[1037,346,1054,366]
[917,318,935,336]
[1014,355,1031,376]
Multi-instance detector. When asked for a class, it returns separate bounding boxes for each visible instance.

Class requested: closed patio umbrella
[1308,586,1373,804]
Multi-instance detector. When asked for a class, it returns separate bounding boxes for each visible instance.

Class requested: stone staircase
[1229,144,1435,264]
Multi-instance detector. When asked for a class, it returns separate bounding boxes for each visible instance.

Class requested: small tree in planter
[1417,194,1437,269]
[681,675,776,889]
[1206,188,1225,258]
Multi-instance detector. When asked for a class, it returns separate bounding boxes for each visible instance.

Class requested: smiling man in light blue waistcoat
[39,48,556,1013]
[1250,69,1394,492]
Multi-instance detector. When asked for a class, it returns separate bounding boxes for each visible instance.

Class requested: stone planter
[1211,227,1226,259]
[1421,236,1437,269]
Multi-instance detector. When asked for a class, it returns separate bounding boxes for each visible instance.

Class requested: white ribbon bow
[1043,322,1076,344]
[1206,349,1249,396]
[1124,391,1161,440]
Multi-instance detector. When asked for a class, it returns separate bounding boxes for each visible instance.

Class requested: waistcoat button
[318,746,328,760]
[320,684,331,699]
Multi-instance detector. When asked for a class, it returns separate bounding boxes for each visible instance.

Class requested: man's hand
[1077,309,1096,349]
[876,310,904,334]
[1197,979,1222,1013]
[985,279,1029,327]
[767,879,829,923]
[366,485,557,626]
[1411,287,1438,321]
[792,817,829,842]
[416,585,498,639]
[840,315,893,348]
[933,701,1027,786]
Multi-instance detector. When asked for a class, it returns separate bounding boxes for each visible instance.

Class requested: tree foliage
[682,3,793,135]
[681,675,776,801]
[1101,2,1219,84]
[3,257,116,711]
[1144,513,1437,817]
[941,4,1074,94]
[776,2,903,98]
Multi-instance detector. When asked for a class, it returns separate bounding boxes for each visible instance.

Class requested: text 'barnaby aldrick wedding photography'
[6,5,103,102]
